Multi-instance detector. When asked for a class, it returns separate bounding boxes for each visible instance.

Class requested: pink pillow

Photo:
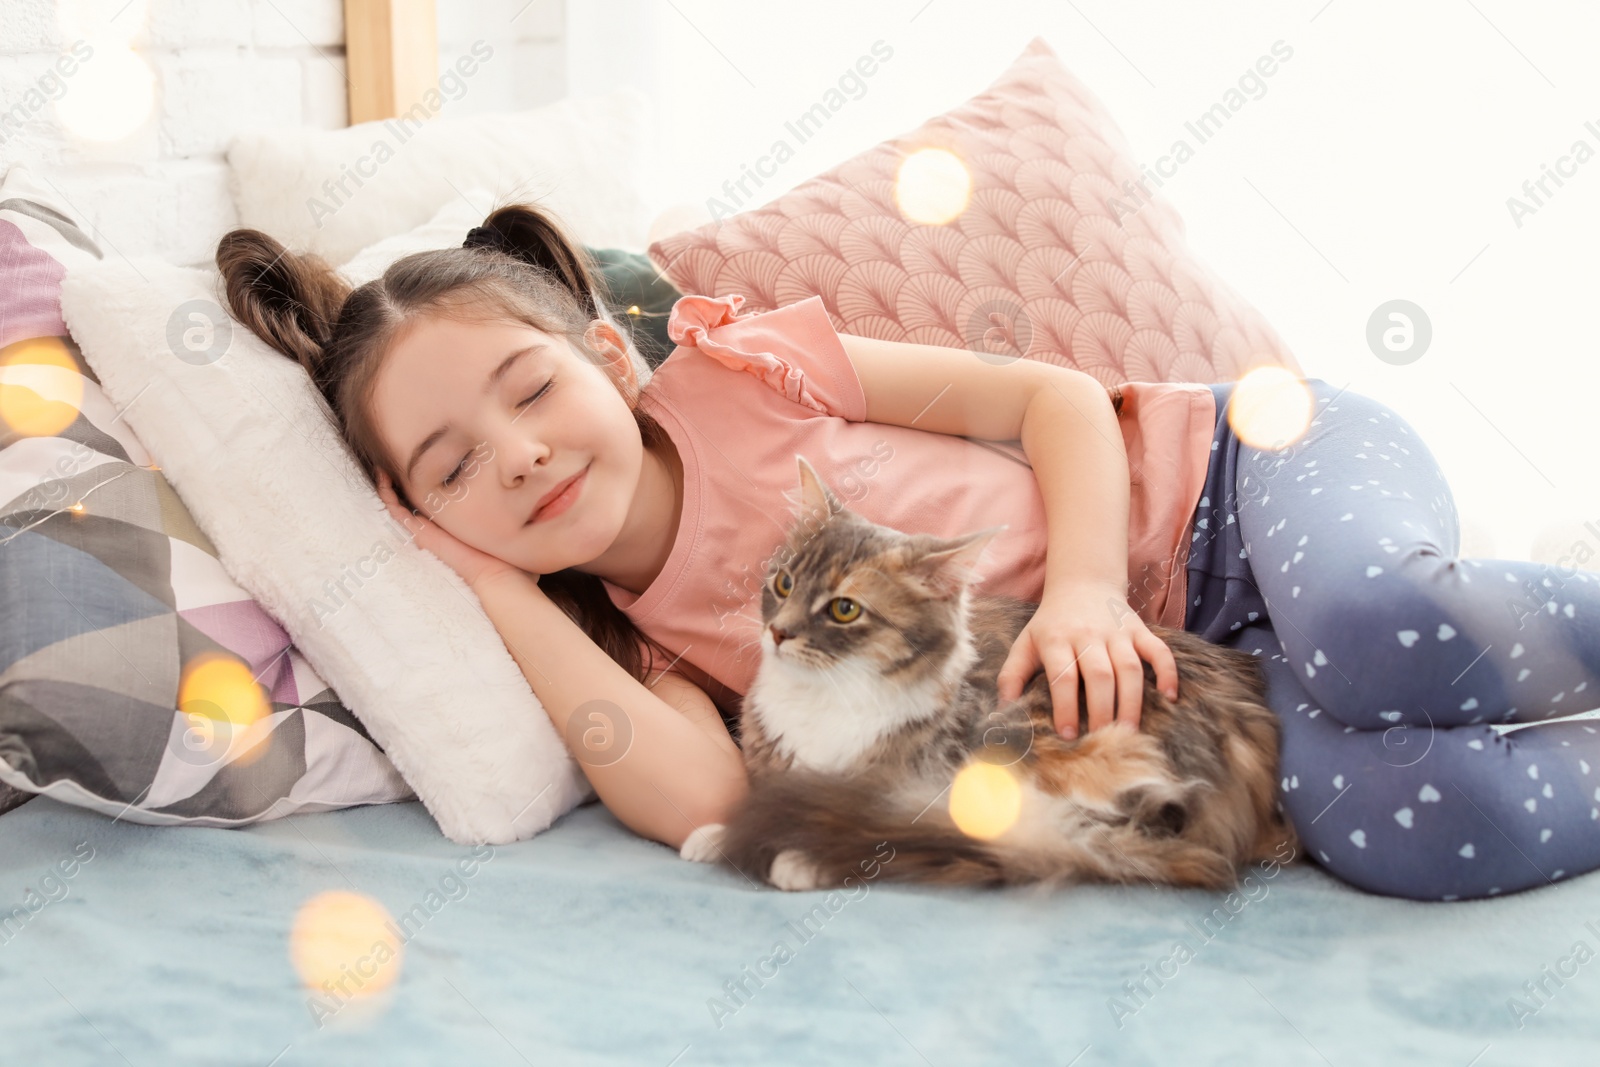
[648,37,1301,385]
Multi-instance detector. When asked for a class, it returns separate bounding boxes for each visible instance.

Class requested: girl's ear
[584,318,637,388]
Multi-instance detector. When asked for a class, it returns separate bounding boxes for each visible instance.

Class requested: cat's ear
[906,524,1009,600]
[784,454,845,524]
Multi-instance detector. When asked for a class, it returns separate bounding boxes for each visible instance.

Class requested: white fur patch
[769,849,824,891]
[679,823,726,863]
[749,612,979,775]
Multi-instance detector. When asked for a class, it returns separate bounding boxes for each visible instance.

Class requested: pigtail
[215,228,351,392]
[466,202,605,322]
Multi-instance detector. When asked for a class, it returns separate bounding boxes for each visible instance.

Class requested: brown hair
[215,201,678,684]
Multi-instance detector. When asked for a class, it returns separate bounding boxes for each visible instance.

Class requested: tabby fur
[680,456,1297,892]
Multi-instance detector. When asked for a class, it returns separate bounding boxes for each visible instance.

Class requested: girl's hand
[995,582,1180,739]
[375,469,522,591]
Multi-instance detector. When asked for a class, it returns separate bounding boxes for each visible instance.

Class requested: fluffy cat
[680,455,1298,892]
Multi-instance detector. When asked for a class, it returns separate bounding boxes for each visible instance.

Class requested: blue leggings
[1183,378,1600,901]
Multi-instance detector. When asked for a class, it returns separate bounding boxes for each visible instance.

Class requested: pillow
[337,192,682,372]
[228,87,658,268]
[586,246,682,371]
[649,37,1301,385]
[0,780,30,817]
[58,251,595,846]
[0,163,413,826]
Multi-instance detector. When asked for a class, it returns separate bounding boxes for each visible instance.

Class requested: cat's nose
[769,624,794,647]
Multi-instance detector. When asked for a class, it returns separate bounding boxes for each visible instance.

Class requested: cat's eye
[773,570,793,598]
[828,597,861,623]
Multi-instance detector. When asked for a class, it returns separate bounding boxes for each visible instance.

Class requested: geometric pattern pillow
[0,163,412,825]
[649,37,1302,386]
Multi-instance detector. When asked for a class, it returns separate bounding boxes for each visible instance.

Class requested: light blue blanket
[3,794,1596,1065]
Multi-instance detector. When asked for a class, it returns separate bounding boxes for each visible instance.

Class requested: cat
[679,454,1298,892]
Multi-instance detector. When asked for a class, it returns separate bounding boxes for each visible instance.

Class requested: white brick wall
[0,0,565,268]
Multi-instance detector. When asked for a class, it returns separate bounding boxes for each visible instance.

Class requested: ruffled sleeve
[665,293,865,421]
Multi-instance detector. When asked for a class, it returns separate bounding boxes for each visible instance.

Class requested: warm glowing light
[626,305,641,316]
[176,652,270,767]
[56,39,155,142]
[949,759,1022,840]
[69,502,86,514]
[0,338,84,437]
[290,892,404,1003]
[895,147,972,226]
[1226,366,1315,450]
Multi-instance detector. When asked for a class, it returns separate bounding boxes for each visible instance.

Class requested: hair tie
[463,225,506,253]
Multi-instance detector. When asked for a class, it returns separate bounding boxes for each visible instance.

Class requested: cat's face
[757,455,1005,683]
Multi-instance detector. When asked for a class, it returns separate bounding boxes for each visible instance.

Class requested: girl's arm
[839,331,1134,594]
[472,569,748,851]
[837,333,1179,733]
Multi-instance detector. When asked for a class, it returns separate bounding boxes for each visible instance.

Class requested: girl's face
[371,311,646,577]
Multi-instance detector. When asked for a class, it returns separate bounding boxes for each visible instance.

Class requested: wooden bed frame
[343,0,439,126]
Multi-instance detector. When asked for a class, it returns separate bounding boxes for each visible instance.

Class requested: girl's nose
[497,427,550,488]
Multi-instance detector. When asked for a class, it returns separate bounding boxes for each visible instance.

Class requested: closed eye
[512,377,554,419]
[442,378,554,486]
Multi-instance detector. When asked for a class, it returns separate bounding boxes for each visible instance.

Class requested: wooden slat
[343,0,439,126]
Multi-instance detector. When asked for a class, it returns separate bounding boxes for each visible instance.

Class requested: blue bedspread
[2,794,1597,1065]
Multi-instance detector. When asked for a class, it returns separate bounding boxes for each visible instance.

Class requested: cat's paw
[768,849,824,891]
[679,823,727,863]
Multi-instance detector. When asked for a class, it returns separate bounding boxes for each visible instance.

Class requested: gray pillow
[0,163,414,826]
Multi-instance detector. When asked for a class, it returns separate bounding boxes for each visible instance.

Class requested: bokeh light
[176,652,271,768]
[0,338,84,438]
[1226,366,1315,451]
[58,0,149,44]
[895,147,972,226]
[55,39,155,142]
[949,759,1022,840]
[290,892,404,1009]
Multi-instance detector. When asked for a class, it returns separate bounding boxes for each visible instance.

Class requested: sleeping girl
[216,200,1600,902]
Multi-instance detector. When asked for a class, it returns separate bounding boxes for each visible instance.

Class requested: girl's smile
[528,463,589,524]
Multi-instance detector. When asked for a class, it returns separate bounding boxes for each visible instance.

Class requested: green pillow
[584,247,681,371]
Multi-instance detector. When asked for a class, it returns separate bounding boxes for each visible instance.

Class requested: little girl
[218,202,1600,903]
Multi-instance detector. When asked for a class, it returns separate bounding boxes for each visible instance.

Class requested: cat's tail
[716,770,1014,888]
[717,767,1244,891]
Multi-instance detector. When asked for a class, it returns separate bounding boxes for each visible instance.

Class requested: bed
[7,787,1599,1063]
[4,3,1598,1063]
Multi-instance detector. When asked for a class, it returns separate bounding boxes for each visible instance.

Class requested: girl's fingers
[1135,628,1180,701]
[1078,644,1117,736]
[1110,640,1145,730]
[1048,651,1080,739]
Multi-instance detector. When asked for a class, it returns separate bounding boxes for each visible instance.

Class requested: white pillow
[59,257,596,846]
[337,191,488,286]
[227,87,656,266]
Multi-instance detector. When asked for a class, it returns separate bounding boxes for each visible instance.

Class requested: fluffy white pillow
[59,257,596,846]
[227,87,657,266]
[337,191,487,286]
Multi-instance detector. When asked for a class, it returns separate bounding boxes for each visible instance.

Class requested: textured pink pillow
[648,37,1300,385]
